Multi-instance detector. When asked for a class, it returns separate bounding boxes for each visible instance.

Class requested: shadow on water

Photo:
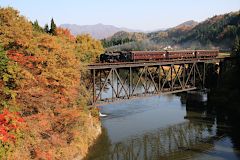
[84,92,240,160]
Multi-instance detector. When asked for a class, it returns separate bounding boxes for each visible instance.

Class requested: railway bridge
[88,58,222,104]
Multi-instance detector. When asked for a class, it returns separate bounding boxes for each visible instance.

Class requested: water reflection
[84,92,240,160]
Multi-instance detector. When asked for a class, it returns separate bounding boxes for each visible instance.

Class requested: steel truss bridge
[88,58,221,104]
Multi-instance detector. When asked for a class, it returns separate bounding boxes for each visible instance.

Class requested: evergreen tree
[44,24,49,33]
[231,36,240,57]
[0,46,8,77]
[50,18,57,35]
[33,20,43,32]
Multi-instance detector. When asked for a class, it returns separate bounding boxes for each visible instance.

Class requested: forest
[0,7,104,159]
[103,11,240,51]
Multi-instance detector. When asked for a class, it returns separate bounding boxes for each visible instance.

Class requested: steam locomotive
[100,50,219,63]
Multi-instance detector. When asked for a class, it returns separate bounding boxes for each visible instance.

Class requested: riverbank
[207,57,240,114]
[9,108,102,159]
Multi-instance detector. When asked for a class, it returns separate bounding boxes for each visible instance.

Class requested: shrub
[0,109,24,159]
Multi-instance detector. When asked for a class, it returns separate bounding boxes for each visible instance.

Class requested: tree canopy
[49,18,57,35]
[231,36,240,57]
[75,34,104,63]
[0,7,33,49]
[0,7,103,159]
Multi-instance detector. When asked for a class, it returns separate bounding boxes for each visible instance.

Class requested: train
[99,50,219,63]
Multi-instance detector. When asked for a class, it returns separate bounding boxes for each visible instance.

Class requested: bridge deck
[88,57,223,104]
[88,58,221,69]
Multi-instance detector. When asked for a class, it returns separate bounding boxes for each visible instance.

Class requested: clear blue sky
[1,0,239,30]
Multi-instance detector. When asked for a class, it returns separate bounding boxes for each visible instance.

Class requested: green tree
[231,36,240,57]
[0,46,8,78]
[44,24,49,33]
[32,20,43,32]
[49,18,57,35]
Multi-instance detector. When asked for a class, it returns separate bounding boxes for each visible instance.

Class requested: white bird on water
[99,112,107,117]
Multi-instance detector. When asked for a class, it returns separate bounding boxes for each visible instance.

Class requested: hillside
[60,23,142,39]
[105,11,240,51]
[101,31,147,48]
[177,11,240,49]
[0,7,103,159]
[174,20,198,29]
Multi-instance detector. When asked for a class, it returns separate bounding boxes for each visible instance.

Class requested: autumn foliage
[0,109,25,159]
[0,7,32,48]
[56,27,75,42]
[0,109,24,143]
[0,7,103,159]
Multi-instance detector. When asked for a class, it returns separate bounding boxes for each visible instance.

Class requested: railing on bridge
[88,58,221,104]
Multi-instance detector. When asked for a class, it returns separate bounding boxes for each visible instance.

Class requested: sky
[0,0,239,31]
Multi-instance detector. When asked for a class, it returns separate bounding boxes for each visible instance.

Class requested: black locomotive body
[100,51,132,62]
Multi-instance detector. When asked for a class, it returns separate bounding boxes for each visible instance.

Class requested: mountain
[176,12,240,49]
[59,23,142,39]
[102,20,198,49]
[105,11,240,51]
[174,20,198,29]
[101,31,148,48]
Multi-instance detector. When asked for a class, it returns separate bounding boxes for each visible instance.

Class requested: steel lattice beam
[89,61,211,104]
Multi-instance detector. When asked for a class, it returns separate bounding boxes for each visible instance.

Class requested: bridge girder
[87,60,214,105]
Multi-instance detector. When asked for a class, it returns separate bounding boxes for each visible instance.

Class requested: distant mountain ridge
[59,23,142,39]
[104,11,240,51]
[101,20,199,49]
[174,20,198,28]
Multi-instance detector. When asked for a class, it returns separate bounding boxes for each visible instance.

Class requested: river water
[84,92,240,160]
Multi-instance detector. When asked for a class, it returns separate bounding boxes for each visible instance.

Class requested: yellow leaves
[0,7,104,106]
[2,73,10,82]
[2,61,21,88]
[75,34,104,63]
[0,7,104,160]
[0,7,33,48]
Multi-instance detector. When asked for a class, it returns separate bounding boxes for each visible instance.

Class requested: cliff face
[73,114,102,160]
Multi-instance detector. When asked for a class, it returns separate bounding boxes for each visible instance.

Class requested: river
[84,92,240,160]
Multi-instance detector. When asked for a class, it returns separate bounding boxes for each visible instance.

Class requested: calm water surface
[84,93,240,160]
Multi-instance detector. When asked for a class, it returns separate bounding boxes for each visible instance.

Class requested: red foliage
[56,27,75,42]
[0,109,25,143]
[7,50,44,69]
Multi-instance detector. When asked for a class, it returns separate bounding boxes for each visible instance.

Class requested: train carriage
[196,50,219,58]
[167,50,196,59]
[131,51,166,61]
[99,50,219,63]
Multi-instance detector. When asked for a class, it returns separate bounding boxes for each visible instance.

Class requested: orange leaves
[0,7,105,159]
[0,7,33,48]
[20,108,90,158]
[0,108,25,144]
[35,148,52,160]
[37,34,59,51]
[7,50,44,69]
[56,27,75,42]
